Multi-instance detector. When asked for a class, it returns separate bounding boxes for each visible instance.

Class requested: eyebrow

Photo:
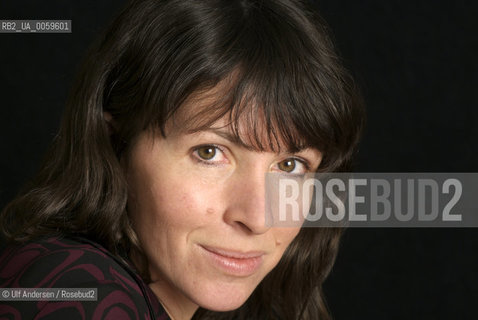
[207,128,254,150]
[200,128,310,154]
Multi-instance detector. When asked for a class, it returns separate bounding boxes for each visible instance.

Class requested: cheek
[129,168,225,237]
[260,227,301,273]
[127,171,222,280]
[274,227,301,246]
[159,179,224,226]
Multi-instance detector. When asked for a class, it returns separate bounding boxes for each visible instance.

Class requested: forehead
[164,85,306,153]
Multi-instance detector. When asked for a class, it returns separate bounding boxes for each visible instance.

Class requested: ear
[103,111,116,135]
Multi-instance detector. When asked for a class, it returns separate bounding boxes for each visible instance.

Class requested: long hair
[0,0,364,319]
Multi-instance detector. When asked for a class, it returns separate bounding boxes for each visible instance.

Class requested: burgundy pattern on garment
[0,236,170,319]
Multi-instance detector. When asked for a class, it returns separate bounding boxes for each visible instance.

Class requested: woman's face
[126,110,322,317]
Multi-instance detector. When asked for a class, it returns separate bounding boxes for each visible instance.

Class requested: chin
[192,281,256,312]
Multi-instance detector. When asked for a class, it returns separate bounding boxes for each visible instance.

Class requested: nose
[222,166,271,235]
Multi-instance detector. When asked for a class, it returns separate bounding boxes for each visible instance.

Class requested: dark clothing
[0,236,170,319]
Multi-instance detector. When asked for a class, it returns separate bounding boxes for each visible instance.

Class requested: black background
[0,1,477,319]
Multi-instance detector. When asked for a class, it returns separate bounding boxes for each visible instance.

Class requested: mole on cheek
[206,208,214,215]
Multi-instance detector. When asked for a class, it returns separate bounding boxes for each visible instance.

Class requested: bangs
[105,0,362,171]
[166,68,313,154]
[157,1,340,155]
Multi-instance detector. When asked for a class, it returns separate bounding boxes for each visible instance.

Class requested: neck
[149,280,199,320]
[129,250,199,319]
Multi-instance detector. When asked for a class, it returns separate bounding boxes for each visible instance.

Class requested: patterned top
[0,236,170,319]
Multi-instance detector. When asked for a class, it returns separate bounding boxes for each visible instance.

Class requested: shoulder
[0,236,132,289]
[0,236,169,319]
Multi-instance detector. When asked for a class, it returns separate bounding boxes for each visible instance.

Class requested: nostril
[237,221,258,234]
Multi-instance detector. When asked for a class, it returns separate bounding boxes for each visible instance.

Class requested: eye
[192,145,228,165]
[197,146,216,160]
[275,158,310,175]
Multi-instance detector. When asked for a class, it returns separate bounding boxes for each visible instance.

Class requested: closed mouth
[199,244,265,276]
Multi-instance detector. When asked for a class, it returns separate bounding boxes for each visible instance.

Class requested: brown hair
[1,0,364,318]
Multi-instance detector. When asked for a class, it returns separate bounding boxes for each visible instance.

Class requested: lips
[200,245,264,277]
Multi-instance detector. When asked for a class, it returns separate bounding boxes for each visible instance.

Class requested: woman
[0,0,363,319]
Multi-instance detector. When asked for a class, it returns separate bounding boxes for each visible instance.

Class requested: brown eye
[278,159,296,172]
[197,146,216,160]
